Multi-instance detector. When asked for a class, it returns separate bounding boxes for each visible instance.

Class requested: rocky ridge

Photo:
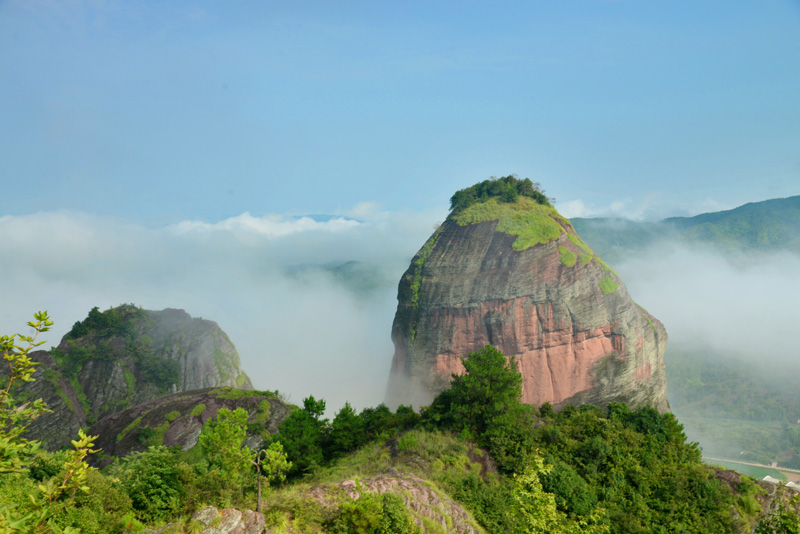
[387,191,669,412]
[88,387,291,466]
[3,305,254,450]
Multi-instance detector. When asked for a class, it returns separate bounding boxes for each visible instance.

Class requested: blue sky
[2,0,799,223]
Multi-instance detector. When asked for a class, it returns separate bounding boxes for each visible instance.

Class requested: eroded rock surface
[387,201,669,412]
[88,387,290,465]
[302,472,483,534]
[191,506,266,534]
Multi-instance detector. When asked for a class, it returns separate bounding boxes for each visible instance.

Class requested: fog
[0,207,444,414]
[615,242,800,369]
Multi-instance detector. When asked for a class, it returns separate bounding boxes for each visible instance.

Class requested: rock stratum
[386,182,669,412]
[3,305,253,450]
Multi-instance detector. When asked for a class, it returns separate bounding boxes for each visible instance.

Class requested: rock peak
[386,185,669,412]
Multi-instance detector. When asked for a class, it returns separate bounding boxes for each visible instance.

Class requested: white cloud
[0,207,443,413]
[169,212,361,240]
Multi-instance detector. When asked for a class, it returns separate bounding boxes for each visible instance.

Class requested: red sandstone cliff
[386,195,669,412]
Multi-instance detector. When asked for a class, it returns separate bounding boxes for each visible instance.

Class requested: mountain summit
[386,177,669,411]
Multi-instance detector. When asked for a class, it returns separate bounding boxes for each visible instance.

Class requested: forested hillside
[3,315,796,533]
[571,195,800,261]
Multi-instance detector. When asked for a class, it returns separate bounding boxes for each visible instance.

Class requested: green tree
[0,312,99,533]
[199,407,252,484]
[427,344,523,437]
[276,395,328,478]
[328,402,366,460]
[511,453,608,534]
[253,441,291,513]
[109,445,186,524]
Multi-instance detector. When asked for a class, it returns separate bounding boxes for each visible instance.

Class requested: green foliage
[50,469,133,533]
[327,489,421,534]
[210,387,278,400]
[558,246,577,267]
[109,445,187,524]
[258,441,292,486]
[199,408,252,484]
[165,410,181,422]
[756,492,800,534]
[1,312,53,474]
[511,453,608,534]
[424,345,541,474]
[55,305,179,402]
[189,403,206,417]
[540,462,597,516]
[597,276,618,295]
[454,198,566,250]
[427,345,522,438]
[0,313,102,534]
[328,402,367,460]
[450,176,552,212]
[276,396,328,478]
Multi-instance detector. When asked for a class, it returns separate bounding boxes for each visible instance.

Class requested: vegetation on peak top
[453,197,568,250]
[449,195,620,292]
[449,175,553,213]
[65,304,145,340]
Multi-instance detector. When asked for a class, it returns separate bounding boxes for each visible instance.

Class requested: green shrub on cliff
[450,176,552,212]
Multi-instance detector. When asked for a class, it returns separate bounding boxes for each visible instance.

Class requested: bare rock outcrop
[87,387,290,465]
[387,187,669,412]
[191,506,266,534]
[301,472,483,534]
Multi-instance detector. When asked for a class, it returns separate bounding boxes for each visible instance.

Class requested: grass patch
[257,399,271,424]
[165,411,181,422]
[578,253,593,266]
[210,387,278,400]
[598,276,618,295]
[68,374,93,423]
[190,404,206,417]
[117,415,144,443]
[454,198,565,250]
[123,367,137,394]
[558,246,577,267]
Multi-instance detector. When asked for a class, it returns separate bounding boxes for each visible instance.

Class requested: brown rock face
[386,212,669,412]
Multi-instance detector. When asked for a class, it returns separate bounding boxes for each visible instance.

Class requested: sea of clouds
[2,206,797,417]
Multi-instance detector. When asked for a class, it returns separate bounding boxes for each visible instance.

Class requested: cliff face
[386,196,669,412]
[7,305,253,450]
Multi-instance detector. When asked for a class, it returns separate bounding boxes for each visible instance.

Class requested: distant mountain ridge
[572,195,800,262]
